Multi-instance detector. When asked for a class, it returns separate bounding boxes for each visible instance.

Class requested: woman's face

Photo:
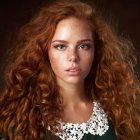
[48,17,94,86]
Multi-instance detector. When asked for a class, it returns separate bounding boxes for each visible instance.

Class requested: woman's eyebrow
[51,40,68,44]
[51,39,93,44]
[77,39,93,44]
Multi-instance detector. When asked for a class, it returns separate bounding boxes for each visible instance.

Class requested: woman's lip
[65,68,81,75]
[66,68,80,72]
[68,69,79,72]
[65,67,80,71]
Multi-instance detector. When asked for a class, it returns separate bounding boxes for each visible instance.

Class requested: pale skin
[48,17,95,123]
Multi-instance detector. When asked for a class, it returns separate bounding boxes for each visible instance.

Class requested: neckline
[55,101,109,140]
[60,101,96,125]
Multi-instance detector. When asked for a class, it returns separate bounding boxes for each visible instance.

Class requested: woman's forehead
[51,17,93,42]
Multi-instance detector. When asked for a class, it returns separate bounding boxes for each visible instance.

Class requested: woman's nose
[68,48,79,62]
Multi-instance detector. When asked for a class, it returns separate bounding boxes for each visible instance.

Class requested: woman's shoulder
[81,121,117,140]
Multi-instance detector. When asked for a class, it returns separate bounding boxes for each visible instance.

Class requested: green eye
[79,44,90,50]
[54,44,66,50]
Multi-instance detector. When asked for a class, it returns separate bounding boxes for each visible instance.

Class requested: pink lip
[65,67,80,71]
[65,67,81,76]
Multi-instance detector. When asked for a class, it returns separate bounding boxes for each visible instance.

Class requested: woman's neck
[58,81,93,123]
[58,81,89,109]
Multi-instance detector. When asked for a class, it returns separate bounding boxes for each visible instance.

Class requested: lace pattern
[56,101,109,140]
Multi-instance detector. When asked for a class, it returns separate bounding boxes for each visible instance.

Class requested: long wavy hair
[0,0,140,140]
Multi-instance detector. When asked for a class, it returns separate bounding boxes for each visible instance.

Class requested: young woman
[0,0,140,140]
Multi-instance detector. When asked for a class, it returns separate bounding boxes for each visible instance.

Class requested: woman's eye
[54,44,66,50]
[79,44,90,50]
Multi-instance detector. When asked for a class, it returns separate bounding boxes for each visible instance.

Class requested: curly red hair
[0,0,140,140]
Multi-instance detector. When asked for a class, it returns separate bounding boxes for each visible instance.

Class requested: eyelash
[54,44,66,50]
[53,43,91,50]
[79,43,91,50]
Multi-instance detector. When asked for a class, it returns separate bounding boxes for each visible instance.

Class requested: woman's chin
[56,76,85,86]
[62,77,85,85]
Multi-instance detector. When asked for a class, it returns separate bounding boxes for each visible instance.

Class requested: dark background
[0,0,140,90]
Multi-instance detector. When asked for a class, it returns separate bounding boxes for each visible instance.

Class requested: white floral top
[55,101,110,140]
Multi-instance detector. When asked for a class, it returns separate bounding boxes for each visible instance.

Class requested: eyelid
[53,44,66,50]
[78,43,91,49]
[52,42,93,50]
